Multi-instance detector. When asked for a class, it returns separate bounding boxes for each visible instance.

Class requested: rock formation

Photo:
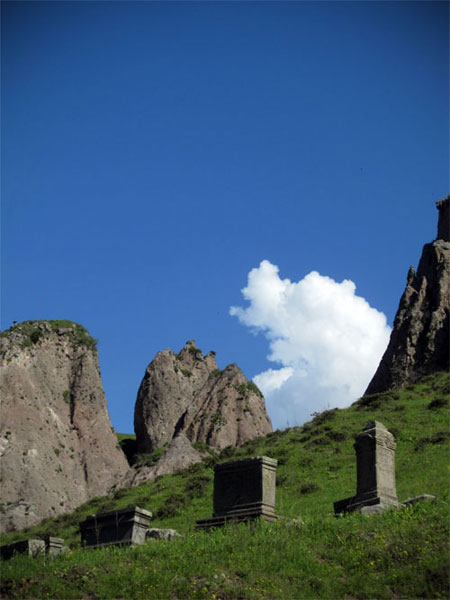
[0,321,129,533]
[365,197,449,395]
[134,341,273,454]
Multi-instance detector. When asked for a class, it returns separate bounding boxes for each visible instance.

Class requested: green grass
[1,371,449,599]
[116,433,136,443]
[1,503,447,599]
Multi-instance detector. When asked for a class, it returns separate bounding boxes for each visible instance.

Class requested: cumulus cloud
[230,260,391,429]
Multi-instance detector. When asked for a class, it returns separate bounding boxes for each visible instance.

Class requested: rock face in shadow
[118,433,205,488]
[134,341,273,454]
[0,321,129,533]
[365,197,450,395]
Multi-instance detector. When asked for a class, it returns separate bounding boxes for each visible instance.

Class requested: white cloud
[230,260,391,429]
[253,367,294,395]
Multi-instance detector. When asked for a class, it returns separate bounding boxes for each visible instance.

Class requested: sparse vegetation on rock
[1,320,98,354]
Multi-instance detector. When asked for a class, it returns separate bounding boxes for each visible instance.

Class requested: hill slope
[1,371,448,599]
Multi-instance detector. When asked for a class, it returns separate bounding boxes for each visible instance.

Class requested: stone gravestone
[0,539,45,560]
[334,420,399,514]
[196,456,278,529]
[79,506,152,549]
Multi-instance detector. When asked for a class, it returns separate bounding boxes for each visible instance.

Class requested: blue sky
[2,1,448,432]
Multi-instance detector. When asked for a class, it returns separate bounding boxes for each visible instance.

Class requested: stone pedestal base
[334,496,354,515]
[334,494,399,515]
[349,495,399,512]
[196,507,278,530]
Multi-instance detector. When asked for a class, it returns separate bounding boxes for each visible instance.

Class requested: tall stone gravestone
[334,421,399,514]
[196,456,278,529]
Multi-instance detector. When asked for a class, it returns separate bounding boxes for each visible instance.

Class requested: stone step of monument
[196,507,278,530]
[402,494,436,506]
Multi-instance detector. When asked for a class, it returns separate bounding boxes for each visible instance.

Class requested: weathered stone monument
[196,456,278,529]
[334,421,399,514]
[79,506,152,549]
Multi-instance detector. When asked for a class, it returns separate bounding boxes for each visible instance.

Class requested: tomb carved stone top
[214,455,278,474]
[354,421,396,451]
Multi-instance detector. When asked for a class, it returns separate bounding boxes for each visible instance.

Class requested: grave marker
[196,456,278,529]
[79,506,152,549]
[334,420,399,514]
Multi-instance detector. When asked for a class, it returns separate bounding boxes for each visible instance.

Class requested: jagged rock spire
[436,195,449,242]
[365,198,450,395]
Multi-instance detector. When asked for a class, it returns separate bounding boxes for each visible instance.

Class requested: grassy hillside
[1,372,448,599]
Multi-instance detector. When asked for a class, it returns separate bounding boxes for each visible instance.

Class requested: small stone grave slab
[79,506,152,549]
[334,421,399,514]
[0,539,45,560]
[146,528,181,541]
[196,456,278,530]
[42,535,65,555]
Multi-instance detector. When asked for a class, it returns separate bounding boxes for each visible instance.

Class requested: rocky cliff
[0,321,129,533]
[134,341,273,453]
[365,197,449,395]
